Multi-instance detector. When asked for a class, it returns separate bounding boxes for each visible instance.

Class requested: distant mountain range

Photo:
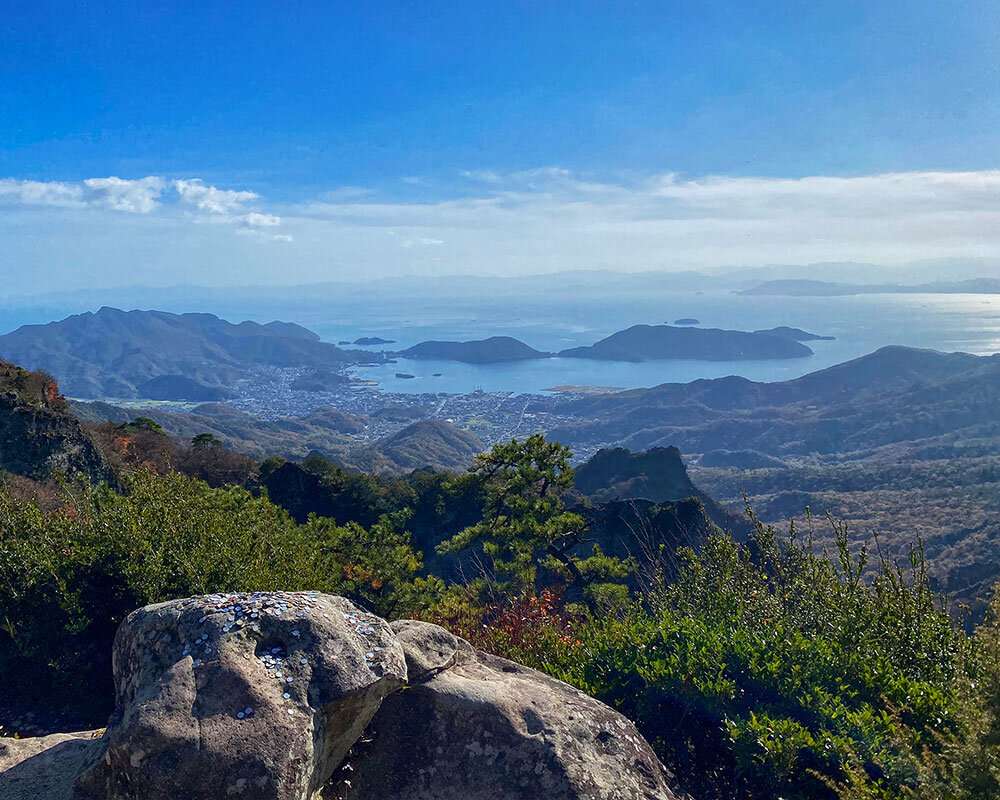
[72,398,481,475]
[546,346,996,452]
[0,307,370,399]
[542,345,1000,604]
[738,277,1000,296]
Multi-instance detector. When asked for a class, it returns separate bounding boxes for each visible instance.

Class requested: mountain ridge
[0,307,370,399]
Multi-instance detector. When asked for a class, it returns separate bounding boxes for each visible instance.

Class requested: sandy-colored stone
[388,618,475,681]
[73,592,406,800]
[339,620,680,800]
[0,731,104,800]
[2,606,683,800]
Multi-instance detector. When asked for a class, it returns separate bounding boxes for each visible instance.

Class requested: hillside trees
[436,434,631,597]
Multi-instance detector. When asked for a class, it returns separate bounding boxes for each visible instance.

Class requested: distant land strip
[738,277,1000,296]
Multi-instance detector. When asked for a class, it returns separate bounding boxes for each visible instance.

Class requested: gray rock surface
[0,731,104,800]
[74,591,406,800]
[389,618,476,681]
[337,620,680,800]
[1,604,681,800]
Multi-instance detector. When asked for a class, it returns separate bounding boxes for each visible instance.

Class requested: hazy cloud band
[2,169,999,293]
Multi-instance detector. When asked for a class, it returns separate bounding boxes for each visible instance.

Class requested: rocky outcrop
[336,620,679,800]
[0,732,104,800]
[0,595,681,800]
[0,361,110,481]
[76,592,406,800]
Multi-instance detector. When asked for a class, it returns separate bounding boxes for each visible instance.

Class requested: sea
[2,289,999,396]
[311,291,1000,394]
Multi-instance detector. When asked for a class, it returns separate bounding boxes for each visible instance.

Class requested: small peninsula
[354,336,396,345]
[290,369,351,392]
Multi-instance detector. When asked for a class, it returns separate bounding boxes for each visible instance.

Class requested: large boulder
[74,591,406,800]
[333,620,681,800]
[1,601,683,800]
[0,731,104,800]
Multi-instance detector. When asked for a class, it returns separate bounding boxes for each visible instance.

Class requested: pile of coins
[342,609,383,669]
[175,592,385,720]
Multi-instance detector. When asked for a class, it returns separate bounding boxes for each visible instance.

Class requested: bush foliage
[0,470,434,726]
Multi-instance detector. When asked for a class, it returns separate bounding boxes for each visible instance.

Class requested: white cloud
[236,211,292,242]
[174,179,258,214]
[0,178,84,207]
[460,169,502,184]
[83,176,165,213]
[241,212,281,228]
[4,168,1000,293]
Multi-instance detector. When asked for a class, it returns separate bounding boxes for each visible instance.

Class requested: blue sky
[2,1,1000,293]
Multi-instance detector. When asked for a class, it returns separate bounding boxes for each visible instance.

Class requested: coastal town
[224,365,598,454]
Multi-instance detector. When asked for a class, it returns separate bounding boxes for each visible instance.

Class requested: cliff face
[0,362,109,481]
[573,446,746,535]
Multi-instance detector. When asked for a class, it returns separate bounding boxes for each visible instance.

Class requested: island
[673,318,700,325]
[398,336,553,364]
[753,326,835,342]
[354,336,396,345]
[738,277,1000,296]
[558,324,813,362]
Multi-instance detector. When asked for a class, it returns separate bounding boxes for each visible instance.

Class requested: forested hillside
[544,346,1000,610]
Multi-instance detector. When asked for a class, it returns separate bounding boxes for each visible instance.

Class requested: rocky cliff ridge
[0,360,109,481]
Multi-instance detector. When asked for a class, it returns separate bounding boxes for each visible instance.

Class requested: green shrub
[0,470,432,729]
[470,513,976,800]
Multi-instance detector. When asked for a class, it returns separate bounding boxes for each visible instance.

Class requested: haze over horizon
[3,1,1000,294]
